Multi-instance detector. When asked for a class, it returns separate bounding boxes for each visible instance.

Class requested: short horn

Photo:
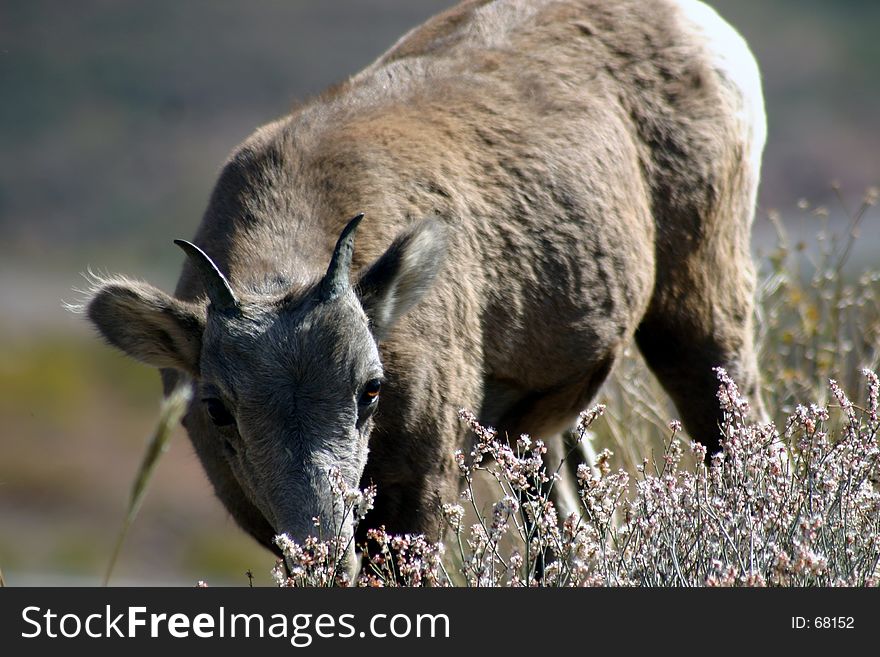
[320,213,364,301]
[174,239,238,313]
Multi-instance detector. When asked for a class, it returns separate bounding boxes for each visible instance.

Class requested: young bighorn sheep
[85,0,766,565]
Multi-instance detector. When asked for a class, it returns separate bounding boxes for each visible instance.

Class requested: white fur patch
[674,0,767,176]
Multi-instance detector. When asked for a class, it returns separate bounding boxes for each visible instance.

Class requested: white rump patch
[674,0,767,175]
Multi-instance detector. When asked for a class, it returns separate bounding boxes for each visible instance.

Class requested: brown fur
[87,0,766,550]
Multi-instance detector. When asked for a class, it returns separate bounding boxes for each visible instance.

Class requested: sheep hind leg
[634,267,766,456]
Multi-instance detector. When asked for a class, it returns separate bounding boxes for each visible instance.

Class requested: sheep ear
[86,278,205,376]
[356,219,447,340]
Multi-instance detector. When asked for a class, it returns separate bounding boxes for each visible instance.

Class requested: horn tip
[172,239,239,311]
[173,238,197,252]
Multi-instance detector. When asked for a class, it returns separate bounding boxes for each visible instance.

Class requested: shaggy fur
[86,0,766,553]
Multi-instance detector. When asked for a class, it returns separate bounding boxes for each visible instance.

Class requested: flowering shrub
[272,368,879,587]
[272,469,375,587]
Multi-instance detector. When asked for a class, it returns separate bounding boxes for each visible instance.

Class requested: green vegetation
[103,385,191,585]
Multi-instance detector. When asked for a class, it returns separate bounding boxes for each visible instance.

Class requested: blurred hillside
[1,0,451,275]
[1,0,878,272]
[0,1,877,585]
[716,0,879,203]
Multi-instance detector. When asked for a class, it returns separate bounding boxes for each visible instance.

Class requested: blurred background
[0,0,877,585]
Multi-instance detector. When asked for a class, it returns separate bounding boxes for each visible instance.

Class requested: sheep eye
[203,397,235,427]
[359,379,382,407]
